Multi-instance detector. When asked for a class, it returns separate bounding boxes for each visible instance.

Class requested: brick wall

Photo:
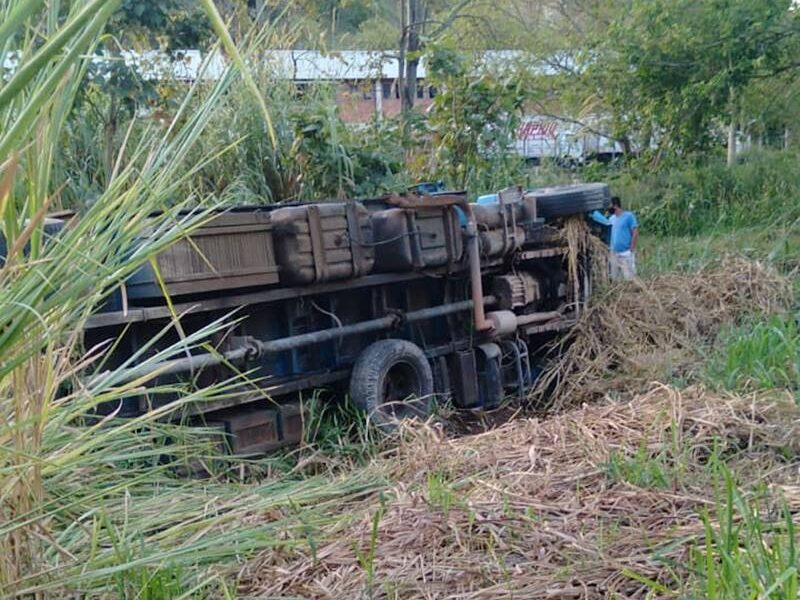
[332,79,435,124]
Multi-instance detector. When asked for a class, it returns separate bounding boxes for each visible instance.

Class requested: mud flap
[447,349,480,409]
[476,343,503,409]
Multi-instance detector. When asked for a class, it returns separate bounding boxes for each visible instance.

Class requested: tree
[602,0,800,164]
[491,0,800,163]
[346,1,478,119]
[398,0,478,113]
[426,47,526,189]
[71,1,213,192]
[739,72,800,149]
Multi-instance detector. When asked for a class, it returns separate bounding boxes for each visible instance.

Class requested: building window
[382,81,392,99]
[416,86,424,99]
[428,86,437,98]
[362,82,374,100]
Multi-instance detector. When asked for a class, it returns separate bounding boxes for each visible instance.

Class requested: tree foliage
[427,47,526,190]
[594,0,800,153]
[484,0,800,158]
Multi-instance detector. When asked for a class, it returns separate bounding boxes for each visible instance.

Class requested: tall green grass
[707,315,800,398]
[0,3,388,596]
[689,468,798,600]
[635,225,800,278]
[613,150,800,237]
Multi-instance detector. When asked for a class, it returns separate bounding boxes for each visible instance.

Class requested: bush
[190,80,414,203]
[610,149,800,237]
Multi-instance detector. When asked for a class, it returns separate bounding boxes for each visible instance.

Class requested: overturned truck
[82,183,610,453]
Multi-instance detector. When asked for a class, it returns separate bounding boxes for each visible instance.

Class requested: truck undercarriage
[77,183,610,454]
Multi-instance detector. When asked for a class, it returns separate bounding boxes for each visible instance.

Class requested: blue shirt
[591,210,638,253]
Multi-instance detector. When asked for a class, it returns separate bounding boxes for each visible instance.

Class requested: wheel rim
[380,360,425,420]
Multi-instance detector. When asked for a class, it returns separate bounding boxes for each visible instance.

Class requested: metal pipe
[464,215,492,331]
[106,295,497,384]
[515,311,562,326]
[258,315,397,354]
[257,296,494,354]
[143,346,253,379]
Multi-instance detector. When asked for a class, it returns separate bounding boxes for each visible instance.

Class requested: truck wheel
[350,339,434,429]
[528,183,611,219]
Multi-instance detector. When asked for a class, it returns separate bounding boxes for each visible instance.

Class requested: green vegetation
[0,2,382,595]
[708,315,799,396]
[1,0,800,598]
[613,149,800,237]
[426,47,528,191]
[690,470,799,600]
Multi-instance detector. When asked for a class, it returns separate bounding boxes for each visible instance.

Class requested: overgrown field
[2,2,800,598]
[2,249,796,598]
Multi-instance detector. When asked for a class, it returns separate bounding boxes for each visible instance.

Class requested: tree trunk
[726,86,736,167]
[103,99,117,186]
[404,58,419,112]
[402,0,420,113]
[620,135,632,157]
[642,123,652,156]
[398,0,407,114]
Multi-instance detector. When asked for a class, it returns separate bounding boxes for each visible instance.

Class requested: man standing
[591,196,638,280]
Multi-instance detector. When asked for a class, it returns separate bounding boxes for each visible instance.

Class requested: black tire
[528,183,611,219]
[349,339,434,429]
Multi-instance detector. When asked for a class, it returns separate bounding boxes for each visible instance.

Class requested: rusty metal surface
[182,370,350,417]
[376,192,492,332]
[222,408,281,454]
[371,206,463,271]
[271,202,374,285]
[127,211,280,298]
[492,273,542,310]
[279,403,305,445]
[449,349,480,408]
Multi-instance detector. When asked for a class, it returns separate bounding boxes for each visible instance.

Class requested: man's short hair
[611,196,622,208]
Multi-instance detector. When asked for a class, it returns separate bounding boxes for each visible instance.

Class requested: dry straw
[241,384,800,599]
[537,218,792,410]
[241,231,796,598]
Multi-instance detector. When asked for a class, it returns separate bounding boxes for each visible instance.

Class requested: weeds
[301,392,384,466]
[613,149,800,237]
[688,467,799,600]
[605,442,676,489]
[354,497,386,597]
[636,224,800,278]
[426,471,458,516]
[708,315,800,397]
